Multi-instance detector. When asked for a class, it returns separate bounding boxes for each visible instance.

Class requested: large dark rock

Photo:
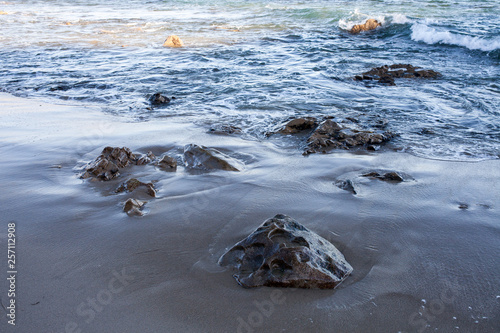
[219,214,353,289]
[356,64,441,86]
[304,119,393,155]
[79,147,138,181]
[183,144,240,171]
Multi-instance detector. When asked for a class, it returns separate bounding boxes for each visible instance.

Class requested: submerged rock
[183,144,240,171]
[163,35,184,48]
[123,198,147,216]
[362,171,404,182]
[149,93,171,106]
[349,19,382,34]
[136,151,156,166]
[278,117,318,134]
[304,119,393,155]
[79,147,137,181]
[116,178,156,197]
[335,179,357,194]
[208,124,242,135]
[356,64,441,86]
[219,214,353,289]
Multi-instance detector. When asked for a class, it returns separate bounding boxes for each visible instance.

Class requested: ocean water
[1,0,499,160]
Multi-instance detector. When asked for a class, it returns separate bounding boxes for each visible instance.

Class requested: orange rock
[163,35,184,48]
[349,19,381,34]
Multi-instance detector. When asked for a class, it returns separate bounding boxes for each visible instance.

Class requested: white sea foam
[339,11,409,30]
[411,23,500,52]
[391,13,410,24]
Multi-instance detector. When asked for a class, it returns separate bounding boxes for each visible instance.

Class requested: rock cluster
[305,119,393,154]
[355,64,441,86]
[79,147,179,217]
[219,214,353,289]
[275,117,393,154]
[79,147,138,181]
[349,19,382,34]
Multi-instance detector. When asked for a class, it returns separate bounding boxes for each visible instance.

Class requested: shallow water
[0,93,499,332]
[1,0,499,161]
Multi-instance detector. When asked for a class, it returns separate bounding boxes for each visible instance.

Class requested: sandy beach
[0,93,499,332]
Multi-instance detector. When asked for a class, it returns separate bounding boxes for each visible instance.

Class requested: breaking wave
[411,23,500,52]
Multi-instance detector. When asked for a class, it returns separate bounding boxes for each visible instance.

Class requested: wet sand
[0,93,499,332]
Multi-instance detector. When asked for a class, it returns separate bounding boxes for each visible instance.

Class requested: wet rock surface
[116,178,156,197]
[355,64,441,86]
[79,147,138,181]
[163,35,184,48]
[335,179,357,194]
[149,93,173,106]
[304,119,393,155]
[136,151,156,166]
[349,19,382,34]
[362,171,404,182]
[278,117,318,134]
[208,124,242,135]
[183,144,240,171]
[156,155,177,171]
[219,214,353,289]
[335,169,413,194]
[123,198,147,216]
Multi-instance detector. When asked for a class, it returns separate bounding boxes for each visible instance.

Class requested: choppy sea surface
[1,0,499,160]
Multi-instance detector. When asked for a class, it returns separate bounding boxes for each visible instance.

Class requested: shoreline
[1,93,499,332]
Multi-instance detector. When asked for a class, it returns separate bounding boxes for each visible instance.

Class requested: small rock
[80,147,137,181]
[335,179,357,194]
[116,178,156,197]
[219,214,353,289]
[156,155,177,171]
[123,198,147,216]
[149,93,171,106]
[362,171,405,182]
[183,144,240,171]
[278,117,318,134]
[136,151,156,165]
[458,203,469,210]
[349,19,381,34]
[163,35,184,48]
[381,172,404,182]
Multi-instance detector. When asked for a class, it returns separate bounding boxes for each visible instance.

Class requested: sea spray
[411,23,500,52]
